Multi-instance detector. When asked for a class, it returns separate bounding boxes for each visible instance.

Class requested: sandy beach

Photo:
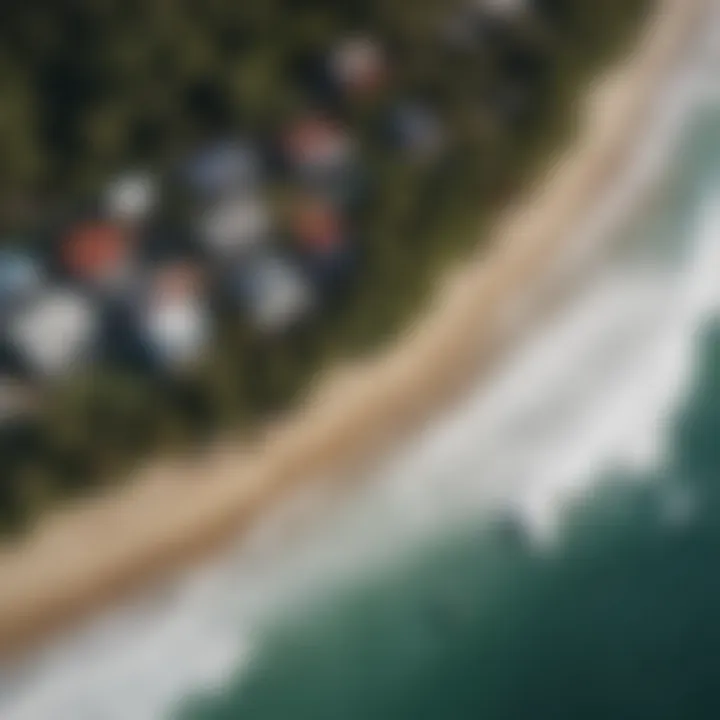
[0,0,706,659]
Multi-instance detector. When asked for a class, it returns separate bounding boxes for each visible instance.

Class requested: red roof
[291,199,344,253]
[62,222,132,281]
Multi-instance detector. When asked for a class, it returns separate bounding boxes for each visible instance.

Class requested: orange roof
[62,222,131,280]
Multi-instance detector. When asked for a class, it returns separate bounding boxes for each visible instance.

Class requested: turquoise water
[178,48,720,720]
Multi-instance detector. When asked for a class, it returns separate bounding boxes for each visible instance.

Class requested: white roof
[200,194,271,256]
[8,289,99,377]
[245,256,314,333]
[141,297,211,369]
[105,171,158,223]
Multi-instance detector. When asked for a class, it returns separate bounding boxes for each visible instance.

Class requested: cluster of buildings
[0,0,533,424]
[0,35,454,422]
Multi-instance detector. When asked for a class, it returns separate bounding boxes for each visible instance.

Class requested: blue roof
[391,103,444,155]
[0,249,42,304]
[183,140,263,198]
[228,251,315,333]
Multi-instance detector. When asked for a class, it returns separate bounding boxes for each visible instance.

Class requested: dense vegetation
[0,0,650,533]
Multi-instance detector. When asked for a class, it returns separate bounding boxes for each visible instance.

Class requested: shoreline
[0,0,706,660]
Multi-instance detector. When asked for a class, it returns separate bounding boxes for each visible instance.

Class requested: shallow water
[2,7,720,720]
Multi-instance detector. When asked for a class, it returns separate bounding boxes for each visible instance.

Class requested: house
[104,171,159,226]
[281,115,360,205]
[230,251,315,335]
[288,196,356,293]
[59,220,137,293]
[183,139,263,200]
[389,102,446,161]
[0,249,43,311]
[328,36,386,98]
[7,287,100,378]
[136,260,212,372]
[289,195,346,255]
[198,192,272,259]
[283,116,356,175]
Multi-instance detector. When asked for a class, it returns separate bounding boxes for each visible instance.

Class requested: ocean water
[2,8,720,720]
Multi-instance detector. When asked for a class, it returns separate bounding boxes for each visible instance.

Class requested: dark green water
[179,325,720,720]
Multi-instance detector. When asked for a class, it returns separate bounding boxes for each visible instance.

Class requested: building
[282,116,360,205]
[136,260,212,372]
[7,287,100,378]
[288,195,356,295]
[59,220,138,294]
[104,171,159,226]
[0,248,43,312]
[183,139,263,200]
[289,195,346,254]
[389,102,446,161]
[328,36,386,98]
[230,251,315,335]
[198,192,272,259]
[283,116,355,170]
[282,116,356,175]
